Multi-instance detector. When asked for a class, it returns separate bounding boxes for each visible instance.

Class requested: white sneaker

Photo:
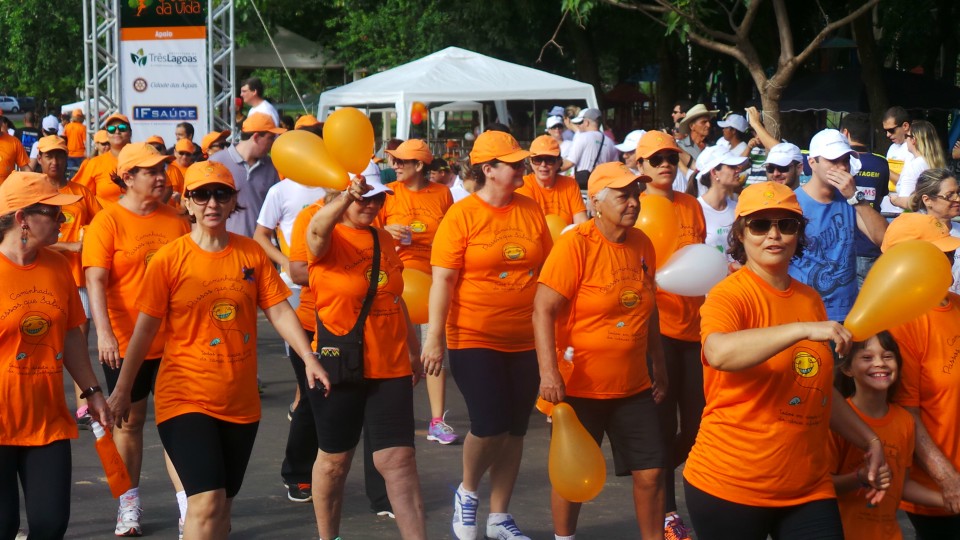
[486,514,530,540]
[452,486,479,539]
[115,502,143,537]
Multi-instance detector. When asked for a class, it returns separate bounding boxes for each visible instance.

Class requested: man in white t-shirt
[241,77,281,126]
[882,106,912,181]
[563,107,618,177]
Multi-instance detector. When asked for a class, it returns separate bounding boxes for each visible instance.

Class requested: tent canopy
[235,26,342,70]
[317,47,598,139]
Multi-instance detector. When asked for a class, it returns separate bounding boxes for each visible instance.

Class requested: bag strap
[589,134,605,170]
[349,226,381,333]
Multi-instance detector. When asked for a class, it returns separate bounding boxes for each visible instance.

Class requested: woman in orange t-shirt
[0,172,110,540]
[684,181,888,540]
[380,139,460,445]
[72,113,132,205]
[534,162,667,539]
[516,135,587,225]
[305,176,427,540]
[107,161,325,539]
[83,142,190,536]
[424,131,553,540]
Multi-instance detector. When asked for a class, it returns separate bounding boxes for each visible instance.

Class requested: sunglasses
[25,206,63,220]
[176,151,193,157]
[746,217,801,236]
[208,142,226,150]
[499,160,526,171]
[765,164,793,174]
[105,123,130,134]
[530,156,559,165]
[933,192,960,201]
[392,159,415,167]
[645,153,680,167]
[187,187,236,204]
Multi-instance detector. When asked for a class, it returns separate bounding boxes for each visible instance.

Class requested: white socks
[176,490,188,521]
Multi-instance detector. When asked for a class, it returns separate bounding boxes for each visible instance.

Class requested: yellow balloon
[636,195,680,265]
[323,107,375,174]
[272,130,350,190]
[549,403,606,503]
[845,240,952,340]
[545,214,567,242]
[401,268,432,324]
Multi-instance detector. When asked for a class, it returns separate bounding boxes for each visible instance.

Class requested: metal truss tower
[208,0,236,135]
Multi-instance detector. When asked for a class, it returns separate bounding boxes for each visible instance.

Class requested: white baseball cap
[615,130,646,153]
[717,113,748,133]
[571,108,601,125]
[545,116,564,131]
[695,145,749,180]
[41,115,60,132]
[764,142,804,167]
[808,129,861,175]
[360,160,384,187]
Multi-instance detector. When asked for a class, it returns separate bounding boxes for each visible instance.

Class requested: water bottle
[91,421,132,498]
[563,346,575,363]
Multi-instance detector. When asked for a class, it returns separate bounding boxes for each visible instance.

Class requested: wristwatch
[79,385,102,399]
[846,191,865,205]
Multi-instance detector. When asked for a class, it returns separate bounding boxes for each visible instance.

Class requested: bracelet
[856,468,871,488]
[868,436,881,446]
[79,385,102,399]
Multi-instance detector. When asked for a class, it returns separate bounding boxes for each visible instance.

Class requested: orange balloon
[845,240,952,340]
[323,107,375,174]
[272,130,349,190]
[635,194,680,265]
[401,268,432,324]
[412,101,427,115]
[549,403,606,503]
[411,111,423,125]
[545,214,567,242]
[536,397,555,416]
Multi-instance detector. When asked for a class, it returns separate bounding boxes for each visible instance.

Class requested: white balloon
[561,224,576,235]
[655,244,728,296]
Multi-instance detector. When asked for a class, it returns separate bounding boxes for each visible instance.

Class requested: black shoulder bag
[314,227,380,386]
[574,134,606,189]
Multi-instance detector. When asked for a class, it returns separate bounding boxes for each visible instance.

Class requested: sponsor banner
[119,1,208,146]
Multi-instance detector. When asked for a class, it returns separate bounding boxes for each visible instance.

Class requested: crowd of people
[1,83,960,540]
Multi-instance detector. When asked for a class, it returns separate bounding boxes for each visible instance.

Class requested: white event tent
[317,47,599,139]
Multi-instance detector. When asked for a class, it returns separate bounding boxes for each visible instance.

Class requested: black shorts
[564,390,664,476]
[157,413,259,498]
[306,376,415,454]
[102,358,161,402]
[448,348,540,437]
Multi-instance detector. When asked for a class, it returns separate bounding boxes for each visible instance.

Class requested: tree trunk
[759,91,782,141]
[657,39,677,128]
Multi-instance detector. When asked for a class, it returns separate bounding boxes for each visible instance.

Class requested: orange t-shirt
[891,293,960,516]
[431,193,553,352]
[58,181,101,287]
[73,152,123,205]
[515,174,586,225]
[684,268,835,506]
[829,400,915,540]
[379,181,454,274]
[289,200,323,332]
[641,191,706,341]
[0,133,29,183]
[138,234,290,424]
[166,162,185,208]
[82,203,190,358]
[538,220,657,398]
[63,122,87,158]
[309,225,411,379]
[0,249,86,445]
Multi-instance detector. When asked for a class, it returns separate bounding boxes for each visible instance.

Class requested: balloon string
[248,1,308,114]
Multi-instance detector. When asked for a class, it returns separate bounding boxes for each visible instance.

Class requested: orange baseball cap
[528,135,561,157]
[0,172,81,214]
[184,161,236,191]
[71,109,84,119]
[104,113,130,126]
[881,213,960,253]
[200,130,230,154]
[386,139,434,164]
[734,181,803,218]
[145,135,166,147]
[242,113,287,134]
[116,143,173,177]
[294,114,320,129]
[94,130,109,144]
[175,138,196,154]
[469,131,529,164]
[587,162,650,199]
[636,130,681,159]
[36,135,68,154]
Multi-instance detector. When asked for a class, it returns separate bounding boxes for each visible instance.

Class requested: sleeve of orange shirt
[255,244,292,310]
[538,228,584,300]
[560,177,587,217]
[81,210,115,270]
[890,318,927,408]
[14,139,28,168]
[430,203,469,270]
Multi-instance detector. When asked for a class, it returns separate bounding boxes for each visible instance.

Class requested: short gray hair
[593,187,612,205]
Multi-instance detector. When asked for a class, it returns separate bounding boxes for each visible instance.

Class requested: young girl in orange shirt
[831,332,944,540]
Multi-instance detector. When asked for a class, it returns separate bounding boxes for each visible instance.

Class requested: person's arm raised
[306,178,368,260]
[704,321,852,371]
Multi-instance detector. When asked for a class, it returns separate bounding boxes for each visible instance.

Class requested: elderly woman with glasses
[73,114,134,205]
[908,168,960,293]
[683,181,889,540]
[516,135,587,225]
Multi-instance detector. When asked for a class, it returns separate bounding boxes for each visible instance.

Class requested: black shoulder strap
[590,134,605,170]
[350,226,381,333]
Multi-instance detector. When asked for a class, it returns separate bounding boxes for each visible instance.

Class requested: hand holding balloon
[549,403,606,503]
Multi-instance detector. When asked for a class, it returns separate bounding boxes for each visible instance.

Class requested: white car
[0,96,21,113]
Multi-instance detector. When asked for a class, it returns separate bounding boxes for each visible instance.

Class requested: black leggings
[649,336,704,513]
[907,511,960,540]
[0,440,72,540]
[684,480,843,540]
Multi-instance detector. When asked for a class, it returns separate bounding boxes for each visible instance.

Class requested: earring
[596,210,602,219]
[20,224,28,246]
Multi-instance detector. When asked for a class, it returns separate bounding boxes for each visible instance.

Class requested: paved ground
[20,315,918,538]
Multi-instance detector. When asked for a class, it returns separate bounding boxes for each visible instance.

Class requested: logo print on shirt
[63,212,75,225]
[619,288,641,309]
[364,266,388,288]
[209,299,250,345]
[409,220,427,234]
[502,243,526,261]
[242,266,255,282]
[144,249,157,266]
[16,312,62,362]
[788,347,827,406]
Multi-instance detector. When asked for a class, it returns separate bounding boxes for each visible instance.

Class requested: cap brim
[764,155,795,166]
[267,127,287,135]
[570,118,584,125]
[615,142,634,152]
[134,154,175,170]
[498,149,530,163]
[41,192,82,207]
[363,183,393,197]
[933,236,960,252]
